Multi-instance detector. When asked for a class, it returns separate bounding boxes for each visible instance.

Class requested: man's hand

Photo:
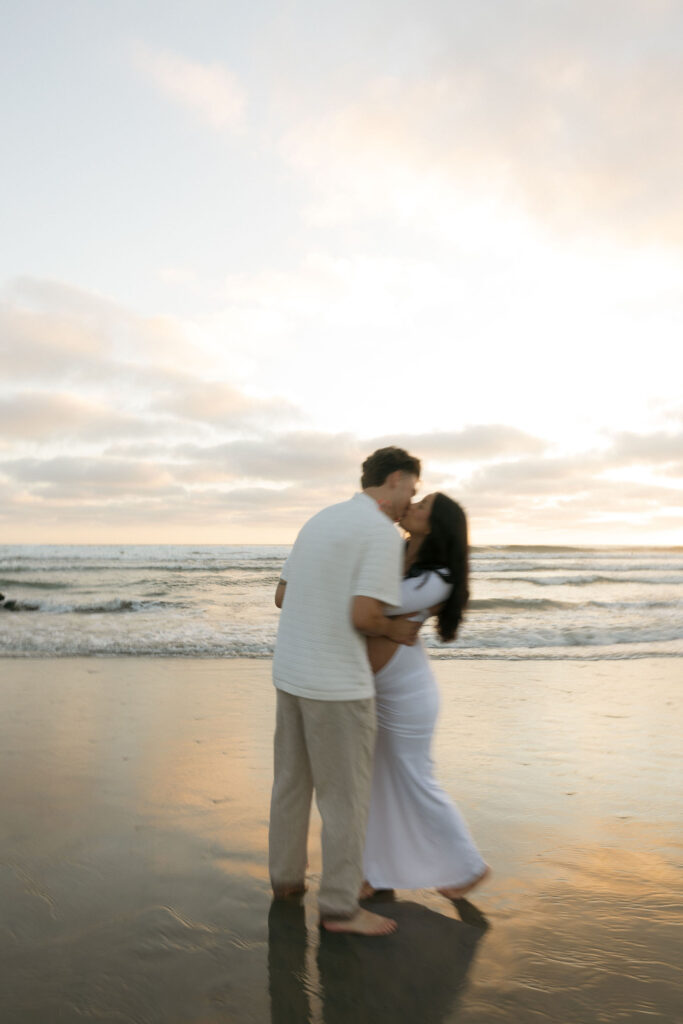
[275,580,287,608]
[387,617,420,646]
[352,596,420,645]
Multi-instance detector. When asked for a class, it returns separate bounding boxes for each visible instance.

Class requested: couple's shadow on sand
[268,896,488,1024]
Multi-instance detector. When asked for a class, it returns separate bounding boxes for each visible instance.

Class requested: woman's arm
[385,571,452,617]
[366,572,452,673]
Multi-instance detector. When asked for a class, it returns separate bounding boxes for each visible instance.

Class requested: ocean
[1,544,681,660]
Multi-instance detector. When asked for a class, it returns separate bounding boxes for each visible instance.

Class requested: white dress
[363,571,486,890]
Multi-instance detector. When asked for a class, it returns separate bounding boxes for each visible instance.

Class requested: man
[269,446,421,936]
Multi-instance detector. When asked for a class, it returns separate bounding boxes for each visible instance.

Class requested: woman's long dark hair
[405,493,469,642]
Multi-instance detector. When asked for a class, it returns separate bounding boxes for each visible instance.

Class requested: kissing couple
[269,446,489,935]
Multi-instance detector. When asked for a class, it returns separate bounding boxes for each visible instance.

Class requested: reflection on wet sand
[268,897,486,1024]
[2,657,681,1023]
[461,837,683,1024]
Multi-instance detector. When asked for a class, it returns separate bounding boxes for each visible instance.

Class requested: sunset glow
[1,1,681,544]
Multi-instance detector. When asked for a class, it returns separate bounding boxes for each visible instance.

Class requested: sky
[1,0,682,545]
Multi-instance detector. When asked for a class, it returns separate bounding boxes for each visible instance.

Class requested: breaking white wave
[1,543,681,660]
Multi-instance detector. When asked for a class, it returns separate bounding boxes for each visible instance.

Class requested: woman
[362,492,489,901]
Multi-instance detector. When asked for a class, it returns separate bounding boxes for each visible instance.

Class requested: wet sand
[1,656,681,1023]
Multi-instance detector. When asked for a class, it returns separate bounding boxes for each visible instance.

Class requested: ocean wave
[424,624,683,650]
[72,599,182,614]
[0,599,40,612]
[475,545,591,554]
[2,644,681,662]
[469,597,681,612]
[473,545,683,554]
[0,578,71,589]
[0,563,284,574]
[2,543,681,661]
[0,598,183,615]
[469,598,572,611]
[494,574,683,586]
[3,621,681,657]
[429,648,683,662]
[585,599,681,610]
[476,562,683,574]
[0,638,276,657]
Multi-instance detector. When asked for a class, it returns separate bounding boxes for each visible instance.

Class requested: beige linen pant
[268,689,376,920]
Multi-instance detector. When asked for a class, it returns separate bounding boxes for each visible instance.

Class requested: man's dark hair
[361,446,421,488]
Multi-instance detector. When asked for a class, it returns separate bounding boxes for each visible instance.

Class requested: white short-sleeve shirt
[273,492,403,700]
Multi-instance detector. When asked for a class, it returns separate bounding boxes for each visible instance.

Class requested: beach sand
[1,656,681,1023]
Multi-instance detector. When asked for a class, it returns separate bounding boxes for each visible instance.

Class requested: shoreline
[2,656,681,1023]
[1,649,681,659]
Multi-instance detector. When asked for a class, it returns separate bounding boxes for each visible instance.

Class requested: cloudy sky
[1,0,682,545]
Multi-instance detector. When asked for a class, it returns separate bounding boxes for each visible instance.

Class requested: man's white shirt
[273,493,403,700]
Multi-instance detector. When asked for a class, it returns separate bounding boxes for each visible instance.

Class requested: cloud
[367,427,547,462]
[0,392,180,442]
[454,449,683,541]
[1,424,681,540]
[609,430,683,466]
[1,277,681,543]
[173,432,362,484]
[132,43,246,130]
[0,278,196,384]
[0,277,300,440]
[463,455,604,496]
[0,456,180,498]
[0,304,108,382]
[0,393,105,440]
[280,0,683,243]
[153,381,300,430]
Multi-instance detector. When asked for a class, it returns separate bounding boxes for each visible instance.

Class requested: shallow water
[1,657,681,1023]
[2,544,681,659]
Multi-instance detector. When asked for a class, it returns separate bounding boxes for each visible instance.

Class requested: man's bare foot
[359,880,376,899]
[437,865,491,900]
[321,908,398,935]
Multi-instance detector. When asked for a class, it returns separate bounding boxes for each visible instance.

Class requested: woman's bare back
[367,602,445,673]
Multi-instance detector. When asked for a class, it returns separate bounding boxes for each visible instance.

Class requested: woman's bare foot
[321,908,398,935]
[451,897,490,931]
[437,865,491,901]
